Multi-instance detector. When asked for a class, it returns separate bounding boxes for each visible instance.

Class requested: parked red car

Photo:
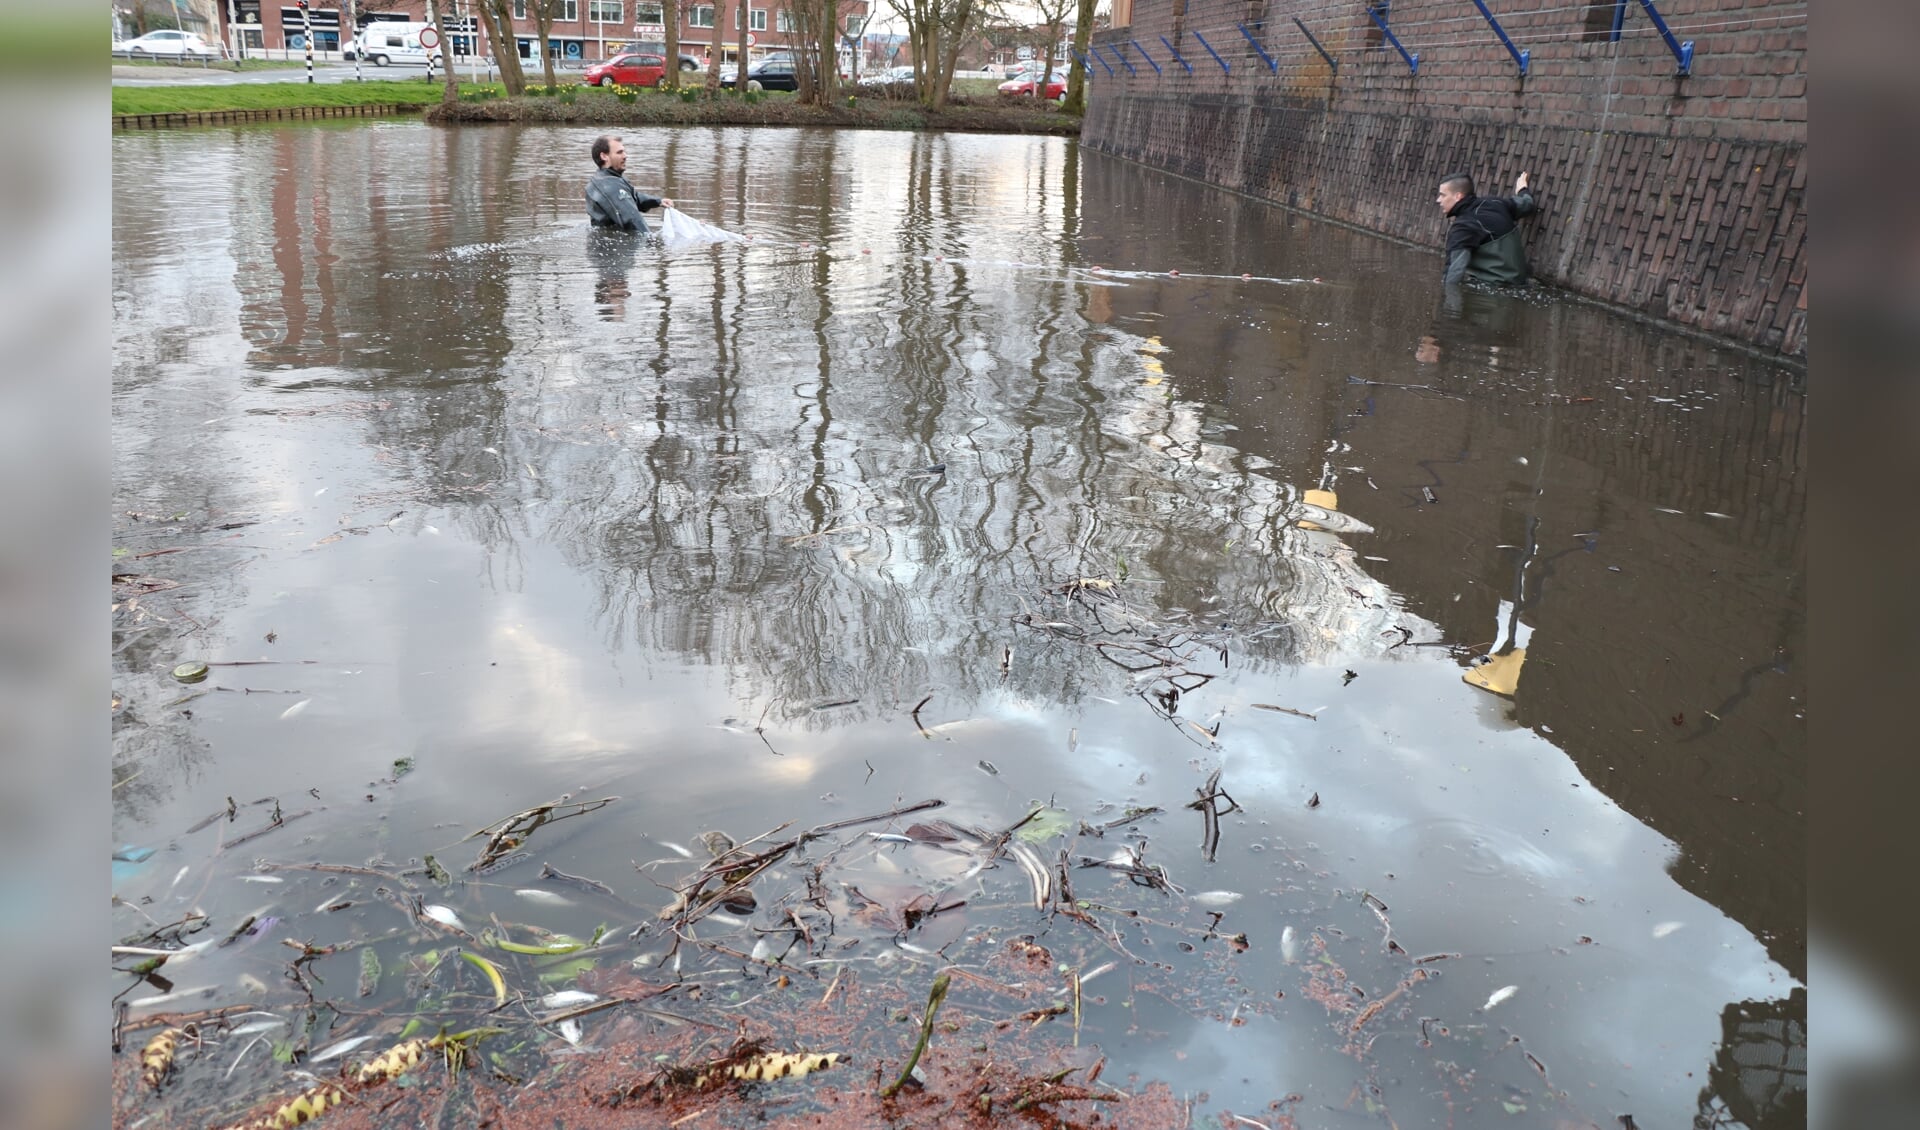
[997,72,1068,102]
[585,53,669,89]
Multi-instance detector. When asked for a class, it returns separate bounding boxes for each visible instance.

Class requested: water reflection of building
[1075,151,1806,982]
[1701,991,1807,1127]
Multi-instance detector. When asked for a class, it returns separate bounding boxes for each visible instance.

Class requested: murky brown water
[113,123,1804,1128]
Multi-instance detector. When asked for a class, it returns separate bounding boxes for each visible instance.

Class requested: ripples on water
[112,123,1805,1127]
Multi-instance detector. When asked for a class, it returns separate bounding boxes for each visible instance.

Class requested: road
[111,61,559,86]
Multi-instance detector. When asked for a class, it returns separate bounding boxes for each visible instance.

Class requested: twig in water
[1186,768,1241,862]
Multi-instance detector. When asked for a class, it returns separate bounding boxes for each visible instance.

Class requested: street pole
[425,0,437,85]
[298,0,313,81]
[347,0,361,80]
[226,0,243,60]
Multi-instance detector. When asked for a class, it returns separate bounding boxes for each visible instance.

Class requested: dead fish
[421,904,465,930]
[1190,890,1244,908]
[1078,961,1116,986]
[240,875,285,884]
[310,1035,377,1063]
[1482,985,1519,1011]
[1651,921,1684,939]
[540,990,599,1009]
[555,1018,583,1046]
[656,840,694,859]
[229,1019,287,1036]
[278,699,311,721]
[1703,512,1734,520]
[866,832,915,845]
[1280,927,1300,964]
[515,889,573,906]
[977,760,999,775]
[128,985,218,1010]
[1654,507,1685,515]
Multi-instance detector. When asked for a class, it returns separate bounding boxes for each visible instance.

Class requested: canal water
[112,123,1804,1128]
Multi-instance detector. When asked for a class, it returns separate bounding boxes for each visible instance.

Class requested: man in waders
[586,135,673,234]
[1436,172,1536,286]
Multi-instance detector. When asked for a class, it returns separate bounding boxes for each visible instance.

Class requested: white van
[344,24,446,68]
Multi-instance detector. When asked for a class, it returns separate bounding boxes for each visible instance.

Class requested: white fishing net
[654,207,746,246]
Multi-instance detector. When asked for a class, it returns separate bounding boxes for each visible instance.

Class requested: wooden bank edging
[114,103,426,130]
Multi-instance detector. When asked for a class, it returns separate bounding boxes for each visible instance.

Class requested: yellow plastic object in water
[1463,649,1526,697]
[1298,489,1339,531]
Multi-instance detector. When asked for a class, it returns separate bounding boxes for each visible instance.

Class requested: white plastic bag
[654,206,745,246]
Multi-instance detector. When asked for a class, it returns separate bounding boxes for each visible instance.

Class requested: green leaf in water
[270,1038,296,1064]
[112,547,129,559]
[397,1017,424,1040]
[391,757,416,779]
[1501,1100,1527,1115]
[1014,807,1073,843]
[358,947,381,998]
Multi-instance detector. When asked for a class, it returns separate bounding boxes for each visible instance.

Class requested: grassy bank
[112,79,479,116]
[426,85,1079,135]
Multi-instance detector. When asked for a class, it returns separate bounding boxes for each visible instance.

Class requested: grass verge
[113,79,478,116]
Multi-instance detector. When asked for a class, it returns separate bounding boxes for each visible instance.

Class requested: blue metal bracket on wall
[1470,0,1529,75]
[1235,23,1279,74]
[1367,6,1419,75]
[1292,17,1337,74]
[1129,40,1162,76]
[1636,0,1694,75]
[1080,48,1114,78]
[1190,30,1230,74]
[1105,43,1138,78]
[1072,49,1098,79]
[1159,35,1194,76]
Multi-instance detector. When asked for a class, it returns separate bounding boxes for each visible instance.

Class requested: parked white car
[115,30,219,59]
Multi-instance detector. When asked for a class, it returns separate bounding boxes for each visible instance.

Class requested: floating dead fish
[310,1035,377,1063]
[128,985,218,1010]
[1654,507,1685,515]
[977,760,999,776]
[279,699,311,721]
[1704,512,1734,520]
[515,889,573,906]
[1482,985,1519,1011]
[867,832,915,844]
[1280,926,1299,964]
[1190,890,1244,908]
[240,875,284,884]
[540,990,599,1009]
[230,1018,287,1036]
[656,841,694,859]
[1651,921,1684,939]
[421,904,465,930]
[555,1018,583,1046]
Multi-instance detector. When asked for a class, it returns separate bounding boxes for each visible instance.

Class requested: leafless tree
[885,0,998,109]
[1062,0,1095,113]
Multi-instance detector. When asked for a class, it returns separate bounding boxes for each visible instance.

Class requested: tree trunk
[428,0,459,102]
[929,0,970,111]
[537,10,556,91]
[665,0,681,91]
[735,2,748,92]
[1063,0,1093,113]
[477,0,527,95]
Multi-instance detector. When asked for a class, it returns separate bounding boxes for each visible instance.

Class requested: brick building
[1082,1,1807,355]
[220,1,869,65]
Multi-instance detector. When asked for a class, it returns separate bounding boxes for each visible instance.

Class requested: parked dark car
[719,58,798,93]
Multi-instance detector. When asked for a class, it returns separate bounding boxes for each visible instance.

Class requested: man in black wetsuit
[586,135,674,233]
[1436,172,1536,286]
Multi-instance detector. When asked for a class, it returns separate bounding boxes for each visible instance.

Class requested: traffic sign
[419,27,440,48]
[746,33,756,46]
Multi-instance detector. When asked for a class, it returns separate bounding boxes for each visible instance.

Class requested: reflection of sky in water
[112,124,1802,1127]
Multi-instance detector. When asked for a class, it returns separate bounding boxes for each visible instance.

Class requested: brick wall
[1084,1,1806,354]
